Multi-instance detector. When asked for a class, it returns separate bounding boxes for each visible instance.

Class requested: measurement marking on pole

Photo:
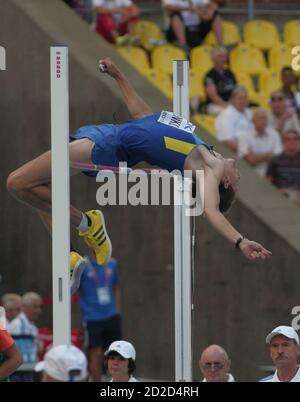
[177,61,184,86]
[59,278,63,302]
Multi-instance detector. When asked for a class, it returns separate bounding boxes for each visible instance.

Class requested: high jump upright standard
[50,48,195,380]
[50,46,71,346]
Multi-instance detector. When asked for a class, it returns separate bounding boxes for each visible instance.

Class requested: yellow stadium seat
[258,70,281,97]
[253,93,270,110]
[284,20,300,47]
[117,46,151,73]
[244,20,280,51]
[204,20,241,46]
[232,71,257,102]
[190,46,212,73]
[189,69,206,101]
[134,20,164,51]
[193,114,216,136]
[151,45,187,75]
[230,43,267,76]
[143,69,173,99]
[268,43,293,72]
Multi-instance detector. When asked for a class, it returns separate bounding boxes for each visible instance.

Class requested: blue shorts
[84,314,122,349]
[71,111,210,176]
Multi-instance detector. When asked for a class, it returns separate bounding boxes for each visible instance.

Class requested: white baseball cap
[266,325,300,345]
[105,340,136,360]
[35,345,88,382]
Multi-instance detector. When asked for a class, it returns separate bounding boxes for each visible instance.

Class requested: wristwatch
[235,236,245,249]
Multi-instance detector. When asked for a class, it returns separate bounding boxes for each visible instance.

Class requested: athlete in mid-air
[7,57,271,285]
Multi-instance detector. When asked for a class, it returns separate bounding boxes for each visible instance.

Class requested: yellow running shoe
[70,251,86,294]
[79,210,112,266]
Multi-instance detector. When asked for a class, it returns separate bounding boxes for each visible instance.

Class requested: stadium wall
[1,0,300,381]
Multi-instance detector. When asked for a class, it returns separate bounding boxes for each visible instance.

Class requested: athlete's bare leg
[7,138,94,228]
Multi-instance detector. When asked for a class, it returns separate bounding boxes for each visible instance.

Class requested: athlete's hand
[98,57,122,79]
[239,239,272,260]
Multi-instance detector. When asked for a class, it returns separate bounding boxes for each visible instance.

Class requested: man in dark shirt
[204,46,236,115]
[280,67,300,117]
[267,129,300,207]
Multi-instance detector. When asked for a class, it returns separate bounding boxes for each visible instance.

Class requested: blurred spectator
[216,86,252,152]
[163,0,223,51]
[260,325,300,382]
[35,345,88,382]
[163,0,196,52]
[22,292,42,324]
[280,67,300,117]
[79,251,122,382]
[93,0,140,45]
[268,90,300,137]
[238,108,282,176]
[104,340,138,382]
[266,129,300,206]
[194,0,224,46]
[1,294,22,324]
[0,329,22,382]
[63,0,93,22]
[204,46,237,116]
[8,292,42,382]
[199,344,235,382]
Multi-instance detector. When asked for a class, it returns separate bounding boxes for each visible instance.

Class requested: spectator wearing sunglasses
[104,340,137,382]
[199,344,235,382]
[268,90,300,137]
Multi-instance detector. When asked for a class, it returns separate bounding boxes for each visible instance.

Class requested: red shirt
[0,330,14,352]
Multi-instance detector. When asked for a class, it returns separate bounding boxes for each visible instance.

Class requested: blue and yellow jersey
[72,111,211,175]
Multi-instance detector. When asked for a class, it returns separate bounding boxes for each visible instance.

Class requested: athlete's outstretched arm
[202,167,272,261]
[99,57,153,119]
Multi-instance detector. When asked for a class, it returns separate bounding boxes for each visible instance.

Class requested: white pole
[50,46,71,346]
[173,60,192,382]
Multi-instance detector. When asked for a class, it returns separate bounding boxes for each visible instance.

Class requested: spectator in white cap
[35,345,88,382]
[260,325,300,382]
[104,340,137,382]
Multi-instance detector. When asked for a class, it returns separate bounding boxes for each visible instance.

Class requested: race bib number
[158,111,195,133]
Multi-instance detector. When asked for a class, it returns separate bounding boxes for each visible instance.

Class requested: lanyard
[85,257,110,288]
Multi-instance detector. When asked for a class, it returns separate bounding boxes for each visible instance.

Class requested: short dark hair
[218,183,235,213]
[281,66,294,75]
[128,359,136,375]
[104,353,136,376]
[192,180,235,213]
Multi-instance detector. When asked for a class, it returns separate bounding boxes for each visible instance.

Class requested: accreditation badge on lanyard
[97,265,112,305]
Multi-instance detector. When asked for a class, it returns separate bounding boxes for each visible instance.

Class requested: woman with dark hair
[7,58,271,265]
[104,340,137,382]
